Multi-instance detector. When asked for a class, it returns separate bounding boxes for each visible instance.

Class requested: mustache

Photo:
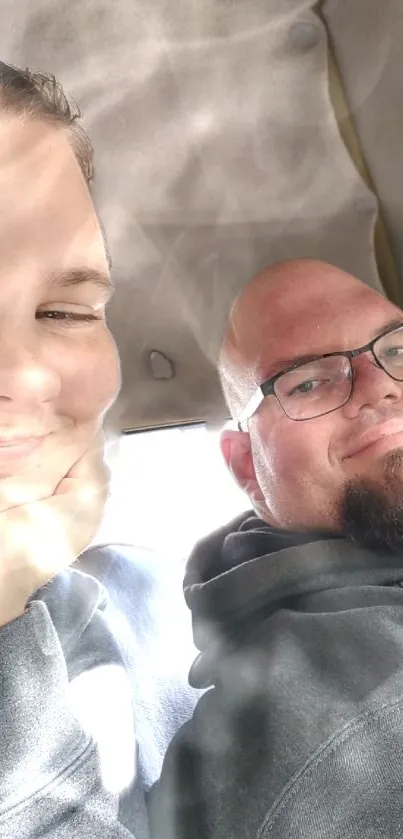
[349,407,403,434]
[341,409,403,460]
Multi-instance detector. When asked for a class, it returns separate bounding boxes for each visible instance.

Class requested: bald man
[150,259,403,839]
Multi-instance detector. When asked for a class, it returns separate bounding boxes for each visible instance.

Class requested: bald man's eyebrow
[263,318,403,379]
[375,318,403,338]
[263,352,324,379]
[47,268,115,299]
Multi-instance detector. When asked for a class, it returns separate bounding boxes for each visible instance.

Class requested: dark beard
[340,449,403,554]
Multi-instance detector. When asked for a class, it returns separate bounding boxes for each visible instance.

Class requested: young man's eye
[36,310,101,323]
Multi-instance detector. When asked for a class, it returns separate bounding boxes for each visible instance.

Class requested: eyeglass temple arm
[237,388,265,431]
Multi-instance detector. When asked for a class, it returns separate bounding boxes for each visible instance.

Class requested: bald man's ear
[220,429,265,508]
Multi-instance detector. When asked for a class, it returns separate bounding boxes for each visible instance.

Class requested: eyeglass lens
[275,327,403,420]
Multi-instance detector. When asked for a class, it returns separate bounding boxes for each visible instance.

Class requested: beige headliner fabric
[323,0,403,303]
[0,0,400,429]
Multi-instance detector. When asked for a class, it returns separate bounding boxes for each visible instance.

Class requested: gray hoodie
[0,566,144,839]
[150,512,403,839]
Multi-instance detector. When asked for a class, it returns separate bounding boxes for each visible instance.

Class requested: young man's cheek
[57,334,119,418]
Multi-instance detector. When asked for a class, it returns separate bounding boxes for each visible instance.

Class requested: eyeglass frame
[237,321,403,431]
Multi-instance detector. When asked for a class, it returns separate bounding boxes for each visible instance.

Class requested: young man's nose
[0,333,59,405]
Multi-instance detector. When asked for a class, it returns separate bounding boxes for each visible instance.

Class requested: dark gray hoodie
[150,511,403,839]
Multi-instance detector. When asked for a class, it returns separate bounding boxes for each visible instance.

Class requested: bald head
[219,258,403,542]
[219,259,385,419]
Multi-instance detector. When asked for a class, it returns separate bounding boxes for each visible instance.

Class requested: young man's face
[223,262,403,547]
[0,115,120,480]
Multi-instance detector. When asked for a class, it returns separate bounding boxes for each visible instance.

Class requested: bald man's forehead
[230,260,366,327]
[223,260,397,379]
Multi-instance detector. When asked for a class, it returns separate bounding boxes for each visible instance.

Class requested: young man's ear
[220,429,265,507]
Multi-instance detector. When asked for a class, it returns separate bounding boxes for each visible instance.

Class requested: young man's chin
[0,436,47,478]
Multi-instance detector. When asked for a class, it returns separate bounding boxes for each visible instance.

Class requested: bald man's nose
[342,355,402,418]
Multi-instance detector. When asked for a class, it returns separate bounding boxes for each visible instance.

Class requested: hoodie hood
[185,511,403,687]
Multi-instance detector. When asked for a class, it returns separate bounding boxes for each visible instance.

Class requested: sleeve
[0,599,141,839]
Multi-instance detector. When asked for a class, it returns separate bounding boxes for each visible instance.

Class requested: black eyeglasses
[237,323,403,430]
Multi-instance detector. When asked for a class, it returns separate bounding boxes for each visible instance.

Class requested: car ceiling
[1,0,402,432]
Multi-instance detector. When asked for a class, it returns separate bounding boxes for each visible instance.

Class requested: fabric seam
[0,736,97,821]
[255,693,403,838]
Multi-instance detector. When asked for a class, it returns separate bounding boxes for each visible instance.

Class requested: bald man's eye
[287,378,327,397]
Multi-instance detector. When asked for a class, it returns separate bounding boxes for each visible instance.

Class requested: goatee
[341,449,403,554]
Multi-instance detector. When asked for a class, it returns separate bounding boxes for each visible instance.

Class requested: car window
[96,425,247,556]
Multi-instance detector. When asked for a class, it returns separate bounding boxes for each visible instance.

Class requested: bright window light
[96,425,248,557]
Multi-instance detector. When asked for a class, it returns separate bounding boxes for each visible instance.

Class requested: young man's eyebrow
[46,268,115,296]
